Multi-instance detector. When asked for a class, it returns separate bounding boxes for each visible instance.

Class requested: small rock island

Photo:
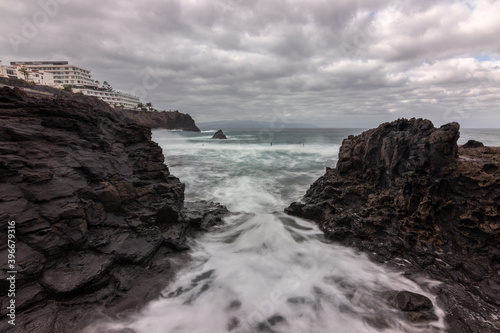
[211,129,227,139]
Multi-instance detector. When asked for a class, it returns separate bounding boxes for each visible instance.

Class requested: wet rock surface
[384,290,438,323]
[286,118,500,332]
[212,129,228,139]
[395,291,433,312]
[0,85,228,332]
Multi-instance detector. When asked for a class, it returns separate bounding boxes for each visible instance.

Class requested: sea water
[85,128,499,333]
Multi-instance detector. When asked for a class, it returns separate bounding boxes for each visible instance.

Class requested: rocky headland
[0,77,200,132]
[0,85,227,332]
[125,110,200,132]
[286,118,500,332]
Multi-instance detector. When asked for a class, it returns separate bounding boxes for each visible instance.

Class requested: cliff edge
[0,86,226,332]
[286,118,500,333]
[0,77,200,132]
[126,110,200,132]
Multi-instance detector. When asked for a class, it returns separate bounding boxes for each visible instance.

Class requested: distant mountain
[198,120,318,129]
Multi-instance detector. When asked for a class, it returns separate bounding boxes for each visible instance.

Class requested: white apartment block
[0,60,21,79]
[74,88,140,110]
[27,70,55,86]
[10,61,98,89]
[1,60,54,86]
[3,60,141,109]
[0,60,7,77]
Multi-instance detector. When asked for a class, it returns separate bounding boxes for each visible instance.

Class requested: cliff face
[286,118,500,333]
[0,86,226,332]
[126,110,200,131]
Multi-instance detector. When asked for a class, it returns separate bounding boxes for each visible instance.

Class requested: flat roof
[11,61,69,65]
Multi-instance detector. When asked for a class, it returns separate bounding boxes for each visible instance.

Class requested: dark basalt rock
[0,85,229,332]
[385,290,438,323]
[212,129,227,139]
[126,110,201,132]
[40,254,114,297]
[395,291,433,312]
[462,139,484,148]
[286,118,500,332]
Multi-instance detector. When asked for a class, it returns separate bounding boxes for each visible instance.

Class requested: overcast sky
[1,0,499,127]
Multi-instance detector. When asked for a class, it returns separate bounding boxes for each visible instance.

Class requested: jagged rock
[286,118,500,332]
[212,129,227,139]
[182,200,228,229]
[395,291,433,312]
[161,201,230,250]
[335,118,458,185]
[0,84,228,332]
[384,290,437,322]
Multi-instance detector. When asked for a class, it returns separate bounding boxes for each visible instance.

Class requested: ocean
[87,128,499,333]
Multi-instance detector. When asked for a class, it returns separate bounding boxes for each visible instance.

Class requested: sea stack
[212,129,227,139]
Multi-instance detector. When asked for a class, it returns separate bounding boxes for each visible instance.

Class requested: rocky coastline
[2,83,499,333]
[0,85,227,332]
[0,77,200,132]
[286,118,500,332]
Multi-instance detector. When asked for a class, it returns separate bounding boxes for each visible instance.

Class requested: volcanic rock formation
[286,118,500,333]
[0,86,227,332]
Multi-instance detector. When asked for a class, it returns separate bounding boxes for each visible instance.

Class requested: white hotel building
[10,60,98,88]
[74,88,140,110]
[1,60,55,86]
[2,61,140,109]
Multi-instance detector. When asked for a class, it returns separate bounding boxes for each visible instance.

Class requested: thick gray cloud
[1,0,499,127]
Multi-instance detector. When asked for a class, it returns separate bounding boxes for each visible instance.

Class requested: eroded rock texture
[0,86,227,332]
[286,118,500,332]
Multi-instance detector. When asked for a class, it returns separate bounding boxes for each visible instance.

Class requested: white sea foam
[84,129,447,333]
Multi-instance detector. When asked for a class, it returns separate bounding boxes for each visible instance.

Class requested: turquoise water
[85,127,499,333]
